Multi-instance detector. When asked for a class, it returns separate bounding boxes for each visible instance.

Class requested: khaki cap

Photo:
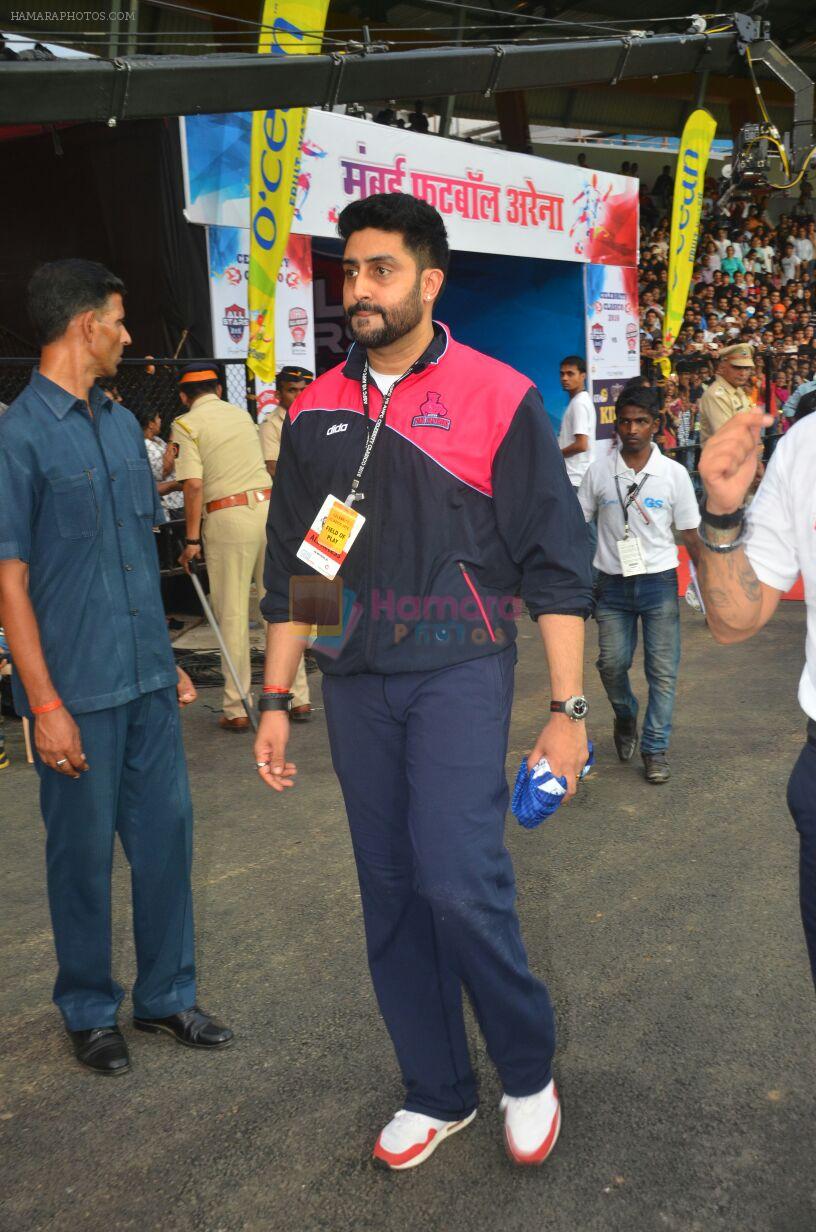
[718,342,755,367]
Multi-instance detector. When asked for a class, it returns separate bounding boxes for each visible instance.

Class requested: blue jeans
[322,646,555,1119]
[595,569,681,754]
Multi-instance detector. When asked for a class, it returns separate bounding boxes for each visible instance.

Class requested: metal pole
[438,5,466,138]
[188,564,258,731]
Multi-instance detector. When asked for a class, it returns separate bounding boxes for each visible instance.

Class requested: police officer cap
[718,343,755,367]
[177,362,221,386]
[276,365,314,384]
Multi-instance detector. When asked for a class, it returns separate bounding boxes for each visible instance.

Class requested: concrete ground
[1,604,814,1232]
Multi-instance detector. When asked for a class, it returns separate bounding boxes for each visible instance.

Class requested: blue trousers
[595,569,681,754]
[34,687,196,1031]
[322,646,555,1121]
[787,726,816,994]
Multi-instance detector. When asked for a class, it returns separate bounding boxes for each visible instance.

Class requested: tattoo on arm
[698,546,762,631]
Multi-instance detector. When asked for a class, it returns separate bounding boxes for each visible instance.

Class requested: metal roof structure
[0,3,812,154]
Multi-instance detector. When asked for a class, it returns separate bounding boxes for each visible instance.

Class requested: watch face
[568,696,589,720]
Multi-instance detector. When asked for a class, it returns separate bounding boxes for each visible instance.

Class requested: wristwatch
[550,696,589,721]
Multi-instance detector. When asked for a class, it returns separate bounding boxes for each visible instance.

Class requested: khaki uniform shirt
[258,407,286,467]
[171,394,269,505]
[699,376,752,445]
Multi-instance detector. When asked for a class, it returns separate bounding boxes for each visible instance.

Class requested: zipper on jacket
[458,561,497,643]
[361,367,415,668]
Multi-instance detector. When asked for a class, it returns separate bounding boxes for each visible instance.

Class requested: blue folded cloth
[511,741,595,829]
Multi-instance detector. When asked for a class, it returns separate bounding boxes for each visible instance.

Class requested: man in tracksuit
[255,194,593,1169]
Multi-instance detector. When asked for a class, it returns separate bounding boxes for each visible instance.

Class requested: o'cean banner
[663,109,717,350]
[247,0,328,382]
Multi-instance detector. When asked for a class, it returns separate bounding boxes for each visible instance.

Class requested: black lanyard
[614,472,649,532]
[345,363,404,505]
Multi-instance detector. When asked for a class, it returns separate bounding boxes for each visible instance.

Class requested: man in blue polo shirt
[0,259,232,1074]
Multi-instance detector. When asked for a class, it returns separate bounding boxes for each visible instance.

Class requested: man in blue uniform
[0,260,232,1074]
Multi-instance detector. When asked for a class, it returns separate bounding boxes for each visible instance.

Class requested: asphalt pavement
[1,603,815,1232]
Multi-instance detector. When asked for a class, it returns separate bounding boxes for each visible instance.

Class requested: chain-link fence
[0,357,257,431]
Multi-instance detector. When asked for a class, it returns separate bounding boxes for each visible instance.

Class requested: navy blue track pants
[787,723,816,994]
[322,645,555,1120]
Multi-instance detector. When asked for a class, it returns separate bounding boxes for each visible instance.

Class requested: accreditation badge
[616,534,647,577]
[296,494,365,580]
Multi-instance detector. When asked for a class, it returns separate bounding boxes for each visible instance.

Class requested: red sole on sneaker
[373,1109,477,1171]
[504,1101,561,1166]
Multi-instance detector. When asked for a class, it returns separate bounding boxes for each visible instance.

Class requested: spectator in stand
[136,406,184,520]
[721,246,745,283]
[652,164,674,209]
[407,101,430,134]
[781,242,801,285]
[794,223,815,275]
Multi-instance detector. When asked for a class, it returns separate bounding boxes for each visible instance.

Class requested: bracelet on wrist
[700,500,745,531]
[263,685,290,694]
[697,526,746,554]
[31,697,63,715]
[185,538,202,546]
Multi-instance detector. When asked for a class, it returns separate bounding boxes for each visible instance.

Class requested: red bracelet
[263,685,290,694]
[31,697,63,715]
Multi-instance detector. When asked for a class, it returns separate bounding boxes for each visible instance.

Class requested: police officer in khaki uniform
[699,343,754,445]
[259,366,313,481]
[173,364,310,728]
[257,366,313,716]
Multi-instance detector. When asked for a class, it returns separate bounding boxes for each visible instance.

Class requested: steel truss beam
[0,31,741,126]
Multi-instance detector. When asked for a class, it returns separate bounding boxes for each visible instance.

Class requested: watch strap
[258,692,293,713]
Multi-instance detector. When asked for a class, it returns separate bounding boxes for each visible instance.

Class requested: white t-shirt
[744,416,816,720]
[781,255,801,283]
[794,237,814,263]
[578,443,701,574]
[368,367,399,394]
[558,389,596,486]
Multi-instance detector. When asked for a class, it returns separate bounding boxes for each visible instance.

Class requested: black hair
[133,404,161,431]
[560,354,586,373]
[615,383,660,419]
[27,258,125,346]
[337,193,450,279]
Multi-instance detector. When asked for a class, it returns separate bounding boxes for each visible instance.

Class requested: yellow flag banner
[247,0,329,381]
[663,108,717,351]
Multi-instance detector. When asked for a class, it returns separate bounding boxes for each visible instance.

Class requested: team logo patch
[411,392,451,431]
[591,322,605,354]
[223,303,249,343]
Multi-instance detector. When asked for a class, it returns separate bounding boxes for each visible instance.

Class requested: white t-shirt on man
[577,443,700,574]
[558,389,596,487]
[744,416,816,720]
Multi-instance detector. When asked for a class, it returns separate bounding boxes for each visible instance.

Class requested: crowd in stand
[634,166,816,463]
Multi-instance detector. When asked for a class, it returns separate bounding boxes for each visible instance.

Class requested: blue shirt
[0,371,178,716]
[785,377,816,417]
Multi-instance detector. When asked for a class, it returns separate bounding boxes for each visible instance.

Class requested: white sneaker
[373,1108,477,1170]
[500,1080,561,1165]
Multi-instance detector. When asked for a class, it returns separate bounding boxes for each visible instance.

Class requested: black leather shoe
[613,716,638,762]
[643,752,671,784]
[68,1026,130,1075]
[133,1005,234,1049]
